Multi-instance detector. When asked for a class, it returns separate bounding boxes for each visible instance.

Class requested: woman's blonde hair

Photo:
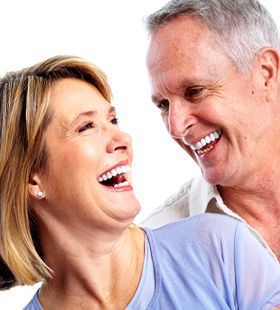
[0,55,112,289]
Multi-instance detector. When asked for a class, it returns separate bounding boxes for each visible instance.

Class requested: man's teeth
[190,130,222,151]
[98,165,130,183]
[197,146,213,155]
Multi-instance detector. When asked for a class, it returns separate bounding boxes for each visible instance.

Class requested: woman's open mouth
[98,164,131,188]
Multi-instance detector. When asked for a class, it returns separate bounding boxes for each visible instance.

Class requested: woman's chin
[113,200,141,224]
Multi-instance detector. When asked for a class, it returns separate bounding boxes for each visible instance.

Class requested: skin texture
[33,78,140,229]
[25,77,280,308]
[147,15,280,260]
[28,78,144,309]
[147,16,279,187]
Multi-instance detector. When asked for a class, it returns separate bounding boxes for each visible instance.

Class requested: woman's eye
[111,117,119,125]
[78,122,94,132]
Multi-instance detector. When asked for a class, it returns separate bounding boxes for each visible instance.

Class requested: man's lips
[183,129,222,155]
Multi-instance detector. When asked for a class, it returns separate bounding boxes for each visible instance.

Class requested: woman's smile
[98,159,132,189]
[38,77,141,226]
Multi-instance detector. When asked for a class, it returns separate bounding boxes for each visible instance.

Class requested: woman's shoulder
[143,213,244,268]
[146,213,243,243]
[23,290,42,310]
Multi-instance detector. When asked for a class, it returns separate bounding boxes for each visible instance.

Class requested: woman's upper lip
[99,159,130,178]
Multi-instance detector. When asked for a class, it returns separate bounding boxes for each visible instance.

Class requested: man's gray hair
[144,0,280,72]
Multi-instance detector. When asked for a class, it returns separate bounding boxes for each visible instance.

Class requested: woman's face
[35,78,141,232]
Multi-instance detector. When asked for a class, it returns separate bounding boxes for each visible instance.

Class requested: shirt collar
[189,174,279,265]
[189,175,220,215]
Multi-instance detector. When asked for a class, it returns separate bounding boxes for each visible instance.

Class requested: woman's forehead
[48,78,113,126]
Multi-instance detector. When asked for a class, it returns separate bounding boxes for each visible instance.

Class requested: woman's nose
[106,128,132,153]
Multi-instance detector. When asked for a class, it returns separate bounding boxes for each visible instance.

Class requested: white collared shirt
[140,174,279,265]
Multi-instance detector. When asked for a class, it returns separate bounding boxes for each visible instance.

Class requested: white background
[0,0,278,308]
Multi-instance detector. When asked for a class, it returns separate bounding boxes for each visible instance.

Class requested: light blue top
[23,214,280,310]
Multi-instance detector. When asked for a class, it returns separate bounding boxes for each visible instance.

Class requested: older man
[143,0,280,263]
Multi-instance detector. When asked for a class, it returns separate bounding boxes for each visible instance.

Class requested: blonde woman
[0,55,279,309]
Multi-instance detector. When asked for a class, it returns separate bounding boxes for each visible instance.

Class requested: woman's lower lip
[105,184,133,192]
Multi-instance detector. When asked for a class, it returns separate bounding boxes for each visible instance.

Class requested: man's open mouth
[190,129,222,155]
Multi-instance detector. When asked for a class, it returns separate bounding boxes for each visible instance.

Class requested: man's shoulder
[140,178,195,227]
[140,175,216,227]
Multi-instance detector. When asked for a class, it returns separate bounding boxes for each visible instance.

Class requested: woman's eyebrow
[108,106,116,115]
[69,110,96,126]
[69,106,116,127]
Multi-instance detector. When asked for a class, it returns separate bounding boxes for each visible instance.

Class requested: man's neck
[217,178,280,262]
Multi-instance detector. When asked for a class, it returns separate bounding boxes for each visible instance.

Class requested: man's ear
[258,47,280,102]
[28,173,44,199]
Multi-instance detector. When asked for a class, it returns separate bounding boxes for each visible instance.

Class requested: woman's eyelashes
[111,117,119,125]
[78,122,94,132]
[78,118,119,133]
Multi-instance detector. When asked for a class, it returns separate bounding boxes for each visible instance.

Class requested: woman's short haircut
[0,55,112,289]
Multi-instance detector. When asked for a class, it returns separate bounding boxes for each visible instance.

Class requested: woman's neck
[38,226,145,310]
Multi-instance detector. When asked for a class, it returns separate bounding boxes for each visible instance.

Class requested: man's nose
[168,101,197,139]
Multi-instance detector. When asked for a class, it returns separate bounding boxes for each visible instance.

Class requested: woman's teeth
[98,165,130,187]
[114,181,129,188]
[190,130,222,151]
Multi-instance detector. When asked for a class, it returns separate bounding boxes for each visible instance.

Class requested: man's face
[146,16,276,187]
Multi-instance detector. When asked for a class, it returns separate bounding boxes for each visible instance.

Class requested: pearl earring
[37,191,43,198]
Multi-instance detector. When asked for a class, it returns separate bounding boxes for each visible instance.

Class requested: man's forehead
[146,16,215,68]
[148,16,208,47]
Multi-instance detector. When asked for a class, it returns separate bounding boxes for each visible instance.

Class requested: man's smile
[184,129,223,155]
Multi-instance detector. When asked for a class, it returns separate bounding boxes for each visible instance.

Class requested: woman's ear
[28,173,44,199]
[258,47,280,102]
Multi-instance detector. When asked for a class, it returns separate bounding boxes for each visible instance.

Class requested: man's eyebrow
[150,79,207,104]
[179,79,204,89]
[151,95,164,104]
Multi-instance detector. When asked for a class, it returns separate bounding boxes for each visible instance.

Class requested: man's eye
[111,117,119,125]
[156,100,169,112]
[186,88,204,99]
[78,122,94,132]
